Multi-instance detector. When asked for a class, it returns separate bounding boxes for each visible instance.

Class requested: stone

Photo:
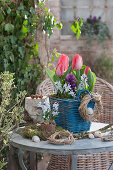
[94,131,102,138]
[32,136,40,143]
[25,96,48,123]
[89,133,95,139]
[87,107,94,115]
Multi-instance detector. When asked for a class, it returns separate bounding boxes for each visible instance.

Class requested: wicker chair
[36,77,113,170]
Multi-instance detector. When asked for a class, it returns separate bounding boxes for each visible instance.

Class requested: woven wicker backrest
[36,78,54,96]
[36,77,113,124]
[93,77,113,124]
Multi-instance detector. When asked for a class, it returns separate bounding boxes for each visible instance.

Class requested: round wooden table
[11,129,113,170]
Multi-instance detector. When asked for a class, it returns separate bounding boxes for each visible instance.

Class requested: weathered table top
[11,129,113,155]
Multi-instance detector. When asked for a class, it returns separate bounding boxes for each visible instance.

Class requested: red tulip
[85,66,90,75]
[58,54,69,71]
[55,63,65,77]
[72,54,83,70]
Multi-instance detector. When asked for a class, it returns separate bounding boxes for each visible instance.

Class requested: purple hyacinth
[93,16,96,22]
[65,73,78,90]
[66,73,76,82]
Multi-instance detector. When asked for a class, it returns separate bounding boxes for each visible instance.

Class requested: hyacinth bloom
[85,66,90,75]
[72,54,83,70]
[58,54,69,71]
[66,73,78,90]
[55,62,64,77]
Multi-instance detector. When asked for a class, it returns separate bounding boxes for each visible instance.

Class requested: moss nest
[22,124,64,141]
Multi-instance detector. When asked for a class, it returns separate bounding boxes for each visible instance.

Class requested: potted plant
[46,54,96,133]
[37,99,59,132]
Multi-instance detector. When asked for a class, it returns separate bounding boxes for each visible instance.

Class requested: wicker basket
[49,90,95,133]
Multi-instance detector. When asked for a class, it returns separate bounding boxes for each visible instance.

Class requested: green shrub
[0,72,26,170]
[94,54,113,84]
[84,53,113,85]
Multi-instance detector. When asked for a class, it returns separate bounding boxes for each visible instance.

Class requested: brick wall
[48,0,113,62]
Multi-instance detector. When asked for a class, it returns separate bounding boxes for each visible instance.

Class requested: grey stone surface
[25,97,48,123]
[11,129,113,155]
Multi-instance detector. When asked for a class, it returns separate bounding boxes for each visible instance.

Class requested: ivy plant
[0,0,62,97]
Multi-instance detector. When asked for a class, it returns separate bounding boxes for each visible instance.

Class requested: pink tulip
[58,54,69,71]
[72,54,83,70]
[85,66,90,75]
[55,63,64,77]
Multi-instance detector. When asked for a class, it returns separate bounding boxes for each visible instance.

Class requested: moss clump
[22,124,54,140]
[22,124,65,141]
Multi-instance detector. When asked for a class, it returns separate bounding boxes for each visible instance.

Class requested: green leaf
[46,68,60,84]
[56,23,62,30]
[9,53,14,62]
[71,24,77,34]
[62,66,72,79]
[76,70,81,80]
[87,70,96,92]
[92,72,96,88]
[22,25,28,34]
[0,11,4,22]
[5,23,14,33]
[7,7,11,14]
[51,56,55,62]
[18,47,25,58]
[80,65,86,76]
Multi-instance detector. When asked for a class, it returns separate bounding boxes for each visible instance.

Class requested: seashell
[89,133,95,139]
[94,131,102,138]
[32,136,40,143]
[87,107,94,115]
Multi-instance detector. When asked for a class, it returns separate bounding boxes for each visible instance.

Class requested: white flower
[51,16,54,25]
[37,101,42,107]
[44,98,50,110]
[39,0,45,4]
[25,15,27,19]
[78,74,88,90]
[42,105,48,113]
[43,30,46,34]
[69,91,75,97]
[55,81,63,93]
[52,111,58,116]
[53,102,59,111]
[48,9,50,13]
[35,4,38,8]
[63,83,71,93]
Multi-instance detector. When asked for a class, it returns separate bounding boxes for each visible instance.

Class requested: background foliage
[84,52,113,85]
[0,0,62,96]
[71,16,110,44]
[81,16,110,43]
[0,72,26,170]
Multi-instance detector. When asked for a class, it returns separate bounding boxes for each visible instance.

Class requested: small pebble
[87,107,94,115]
[94,131,102,138]
[89,133,95,139]
[32,136,40,143]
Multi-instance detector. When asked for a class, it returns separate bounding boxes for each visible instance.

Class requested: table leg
[18,148,27,170]
[72,155,77,170]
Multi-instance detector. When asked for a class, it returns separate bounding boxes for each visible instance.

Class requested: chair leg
[108,162,113,170]
[18,149,27,170]
[29,152,37,170]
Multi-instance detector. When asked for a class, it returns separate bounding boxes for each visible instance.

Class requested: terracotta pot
[41,122,56,132]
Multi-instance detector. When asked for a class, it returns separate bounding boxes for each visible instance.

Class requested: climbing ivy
[0,0,62,96]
